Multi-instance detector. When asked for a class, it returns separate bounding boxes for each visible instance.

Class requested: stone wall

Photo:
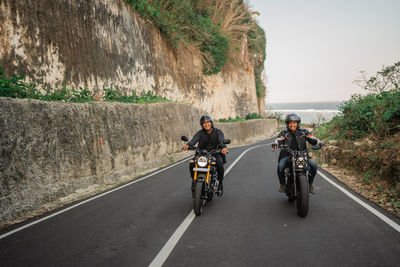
[215,119,277,146]
[0,98,277,224]
[0,0,260,118]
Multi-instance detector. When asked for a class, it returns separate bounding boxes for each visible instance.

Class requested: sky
[247,0,400,103]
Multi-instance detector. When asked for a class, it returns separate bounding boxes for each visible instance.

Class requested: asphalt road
[1,138,400,267]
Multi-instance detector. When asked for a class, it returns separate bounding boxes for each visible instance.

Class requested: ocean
[265,101,342,124]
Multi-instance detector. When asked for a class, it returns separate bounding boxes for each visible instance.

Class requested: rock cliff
[0,0,260,118]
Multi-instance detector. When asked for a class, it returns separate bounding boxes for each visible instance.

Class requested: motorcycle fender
[196,173,207,180]
[295,171,309,180]
[196,177,205,191]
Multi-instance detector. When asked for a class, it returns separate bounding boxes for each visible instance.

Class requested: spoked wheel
[194,180,204,216]
[296,174,309,217]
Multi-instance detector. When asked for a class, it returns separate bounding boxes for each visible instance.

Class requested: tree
[353,61,400,93]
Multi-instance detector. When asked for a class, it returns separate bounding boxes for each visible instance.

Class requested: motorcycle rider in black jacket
[272,113,326,194]
[182,115,228,196]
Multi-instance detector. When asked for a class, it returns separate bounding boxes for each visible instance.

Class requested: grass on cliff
[125,0,266,96]
[0,67,170,104]
[313,61,400,210]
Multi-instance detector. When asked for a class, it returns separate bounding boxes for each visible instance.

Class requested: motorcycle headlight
[296,157,307,168]
[197,156,208,167]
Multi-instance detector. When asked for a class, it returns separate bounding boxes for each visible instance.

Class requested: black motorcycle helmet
[285,113,301,129]
[200,114,213,128]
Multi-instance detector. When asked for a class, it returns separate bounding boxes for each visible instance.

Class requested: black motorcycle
[181,136,230,216]
[279,144,321,217]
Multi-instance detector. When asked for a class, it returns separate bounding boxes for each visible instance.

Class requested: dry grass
[132,0,264,74]
[204,0,255,65]
[159,0,256,65]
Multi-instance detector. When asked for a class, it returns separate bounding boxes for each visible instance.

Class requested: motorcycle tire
[296,174,309,217]
[194,180,204,216]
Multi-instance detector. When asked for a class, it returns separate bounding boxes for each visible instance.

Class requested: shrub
[313,62,400,197]
[336,90,400,139]
[0,67,39,99]
[315,62,400,140]
[0,67,170,104]
[103,89,169,103]
[245,112,262,120]
[218,113,262,122]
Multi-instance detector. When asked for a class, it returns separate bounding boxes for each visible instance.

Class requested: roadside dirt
[317,162,400,218]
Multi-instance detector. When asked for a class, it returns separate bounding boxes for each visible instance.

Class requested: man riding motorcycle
[272,113,326,194]
[182,115,228,196]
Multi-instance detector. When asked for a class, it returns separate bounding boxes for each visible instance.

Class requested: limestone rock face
[0,0,259,118]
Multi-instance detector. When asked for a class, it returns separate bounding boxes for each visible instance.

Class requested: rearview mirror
[181,136,189,142]
[223,139,231,144]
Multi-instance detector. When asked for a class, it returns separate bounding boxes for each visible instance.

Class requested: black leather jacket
[273,128,322,161]
[187,127,227,163]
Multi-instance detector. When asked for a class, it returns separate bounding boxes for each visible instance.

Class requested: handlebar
[181,136,229,155]
[272,144,321,155]
[188,146,225,155]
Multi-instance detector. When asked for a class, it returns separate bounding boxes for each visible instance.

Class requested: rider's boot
[309,184,316,195]
[279,184,286,193]
[217,180,223,197]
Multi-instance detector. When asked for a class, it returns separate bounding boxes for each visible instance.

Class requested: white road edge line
[318,171,400,233]
[149,143,268,267]
[0,157,191,240]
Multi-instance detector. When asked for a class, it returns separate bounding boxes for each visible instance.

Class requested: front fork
[287,160,309,197]
[289,171,309,197]
[193,170,216,197]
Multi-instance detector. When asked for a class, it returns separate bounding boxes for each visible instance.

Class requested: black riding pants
[189,154,224,181]
[277,156,318,185]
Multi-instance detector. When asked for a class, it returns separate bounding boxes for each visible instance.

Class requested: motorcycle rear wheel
[296,174,309,217]
[194,180,204,216]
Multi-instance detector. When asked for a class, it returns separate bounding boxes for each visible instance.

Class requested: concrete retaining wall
[0,98,277,225]
[215,119,277,146]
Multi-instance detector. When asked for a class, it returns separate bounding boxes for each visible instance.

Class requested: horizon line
[266,100,344,104]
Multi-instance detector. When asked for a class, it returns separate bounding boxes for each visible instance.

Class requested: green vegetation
[316,61,400,140]
[0,69,38,99]
[125,0,229,75]
[248,23,266,97]
[313,61,400,208]
[125,0,266,88]
[0,67,169,104]
[218,112,262,122]
[103,89,169,103]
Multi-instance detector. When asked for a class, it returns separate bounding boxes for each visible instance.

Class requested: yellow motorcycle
[181,136,230,216]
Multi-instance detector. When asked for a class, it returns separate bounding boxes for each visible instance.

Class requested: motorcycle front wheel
[194,180,204,216]
[296,174,309,217]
